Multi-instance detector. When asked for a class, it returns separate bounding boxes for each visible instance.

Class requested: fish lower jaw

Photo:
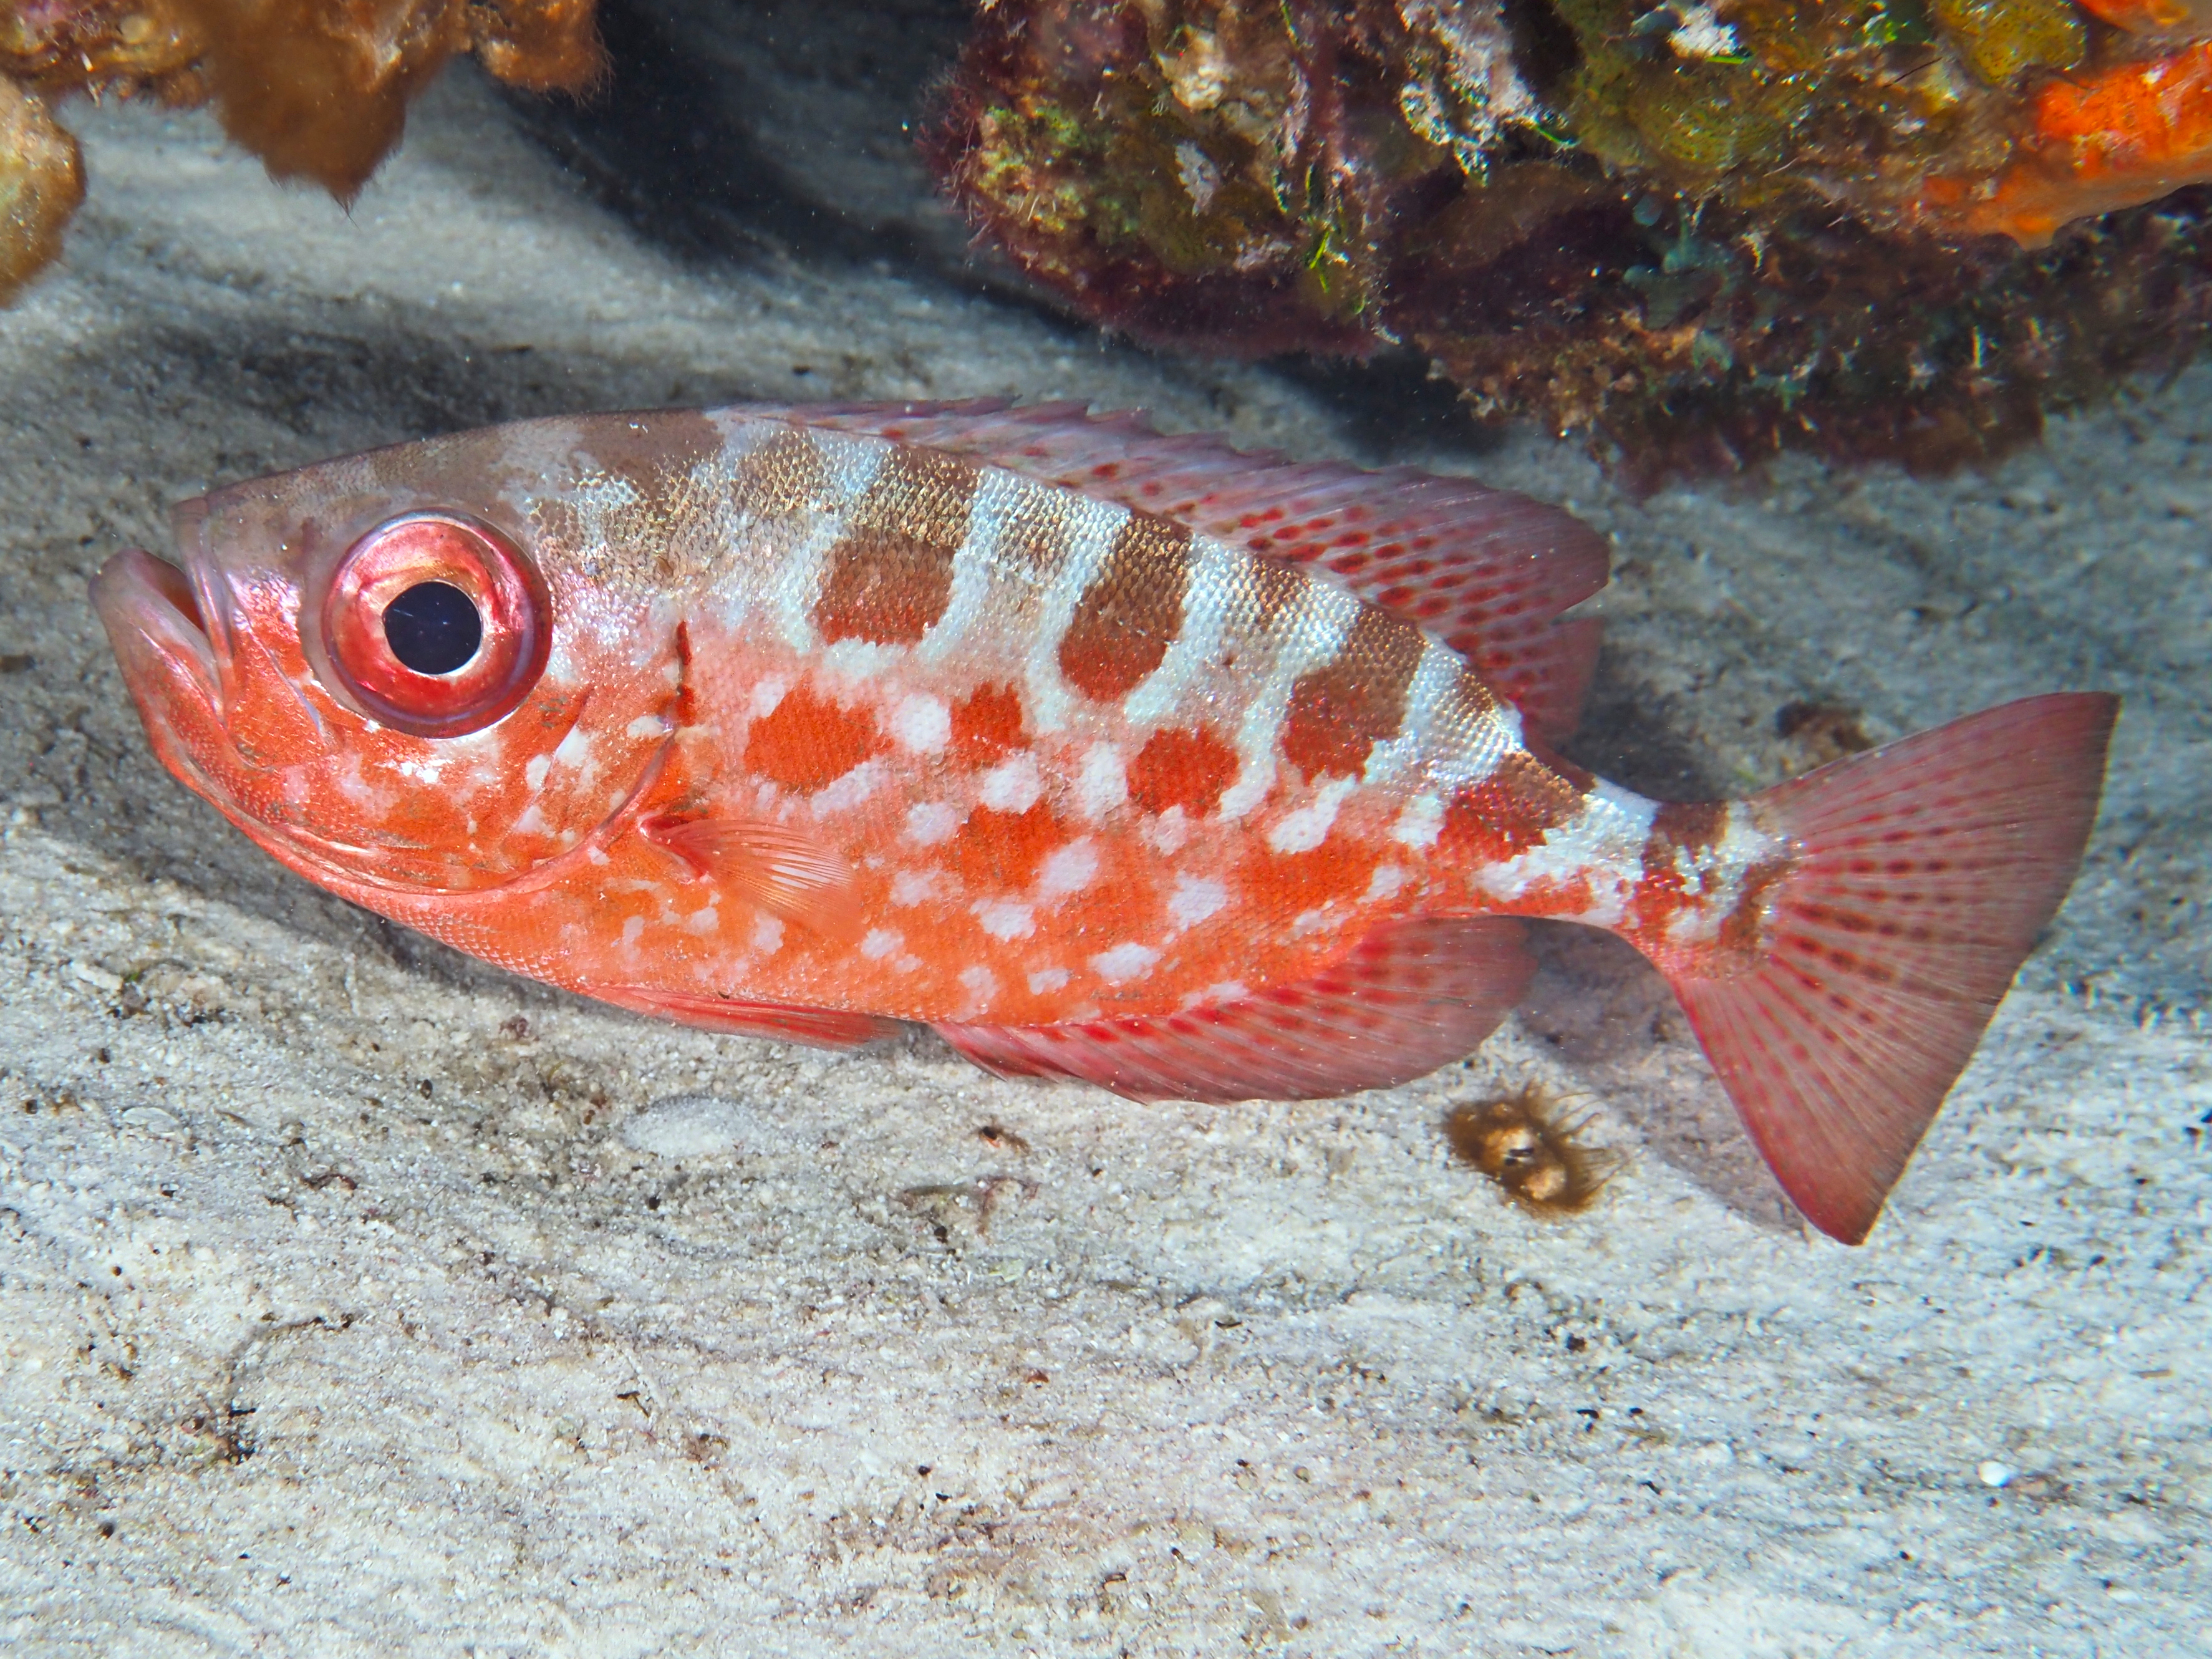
[92,548,223,715]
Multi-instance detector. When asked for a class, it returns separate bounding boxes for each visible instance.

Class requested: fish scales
[579,414,1554,1025]
[92,401,2119,1242]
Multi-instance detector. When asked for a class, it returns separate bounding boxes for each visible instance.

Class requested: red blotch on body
[1129,725,1239,817]
[1279,607,1422,781]
[950,801,1063,889]
[745,682,886,793]
[948,682,1025,765]
[1246,842,1381,917]
[1439,752,1588,866]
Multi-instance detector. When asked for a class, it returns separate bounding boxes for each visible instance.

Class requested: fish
[88,400,2118,1243]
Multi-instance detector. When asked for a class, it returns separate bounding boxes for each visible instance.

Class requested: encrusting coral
[0,70,80,304]
[927,0,2212,475]
[0,0,601,299]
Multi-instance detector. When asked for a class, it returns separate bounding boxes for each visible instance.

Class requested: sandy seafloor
[0,62,2208,1659]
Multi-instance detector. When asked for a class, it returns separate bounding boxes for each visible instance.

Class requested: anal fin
[935,917,1533,1103]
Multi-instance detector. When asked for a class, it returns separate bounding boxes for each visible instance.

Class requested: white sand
[0,70,2205,1655]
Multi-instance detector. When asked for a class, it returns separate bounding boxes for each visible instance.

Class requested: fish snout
[90,548,222,712]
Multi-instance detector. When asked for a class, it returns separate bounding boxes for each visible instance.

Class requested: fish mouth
[90,546,223,714]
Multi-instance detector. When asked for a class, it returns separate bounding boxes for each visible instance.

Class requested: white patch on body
[1076,742,1128,820]
[1167,874,1228,929]
[626,713,674,740]
[551,725,593,770]
[974,899,1036,941]
[750,676,790,718]
[920,467,1025,664]
[1363,642,1467,786]
[959,964,999,1013]
[1472,781,1657,927]
[1659,803,1789,947]
[524,754,551,791]
[1036,839,1099,900]
[1392,793,1446,848]
[1028,967,1070,994]
[1267,776,1356,854]
[1219,578,1361,821]
[1090,942,1159,983]
[1121,532,1236,727]
[763,433,889,652]
[860,928,902,959]
[1142,807,1194,855]
[891,869,943,905]
[685,905,720,935]
[751,914,786,954]
[904,801,960,846]
[813,759,883,815]
[891,694,951,753]
[1019,493,1133,732]
[979,752,1044,813]
[1365,863,1406,901]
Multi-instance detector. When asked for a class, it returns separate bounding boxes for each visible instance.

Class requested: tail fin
[1669,693,2118,1244]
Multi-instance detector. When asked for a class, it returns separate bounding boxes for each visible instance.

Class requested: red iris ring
[321,513,549,738]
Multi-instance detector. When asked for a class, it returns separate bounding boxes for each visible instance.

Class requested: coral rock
[0,0,601,299]
[0,75,82,302]
[929,0,2212,476]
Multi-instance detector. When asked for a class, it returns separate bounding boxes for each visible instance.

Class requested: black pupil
[382,581,483,675]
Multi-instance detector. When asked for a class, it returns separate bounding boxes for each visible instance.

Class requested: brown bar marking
[813,448,977,646]
[1280,606,1425,780]
[728,425,839,520]
[1441,752,1590,866]
[1630,800,1729,935]
[1057,513,1192,701]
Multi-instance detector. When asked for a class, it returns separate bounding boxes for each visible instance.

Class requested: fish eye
[321,513,548,737]
[383,581,483,675]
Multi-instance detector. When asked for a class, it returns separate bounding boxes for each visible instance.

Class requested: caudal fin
[1669,693,2118,1244]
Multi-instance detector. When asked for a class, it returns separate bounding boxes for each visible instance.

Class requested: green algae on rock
[927,0,2212,476]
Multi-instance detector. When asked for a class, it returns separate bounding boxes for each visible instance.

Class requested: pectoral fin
[641,813,863,942]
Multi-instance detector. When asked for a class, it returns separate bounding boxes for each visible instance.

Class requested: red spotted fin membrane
[938,917,1535,1103]
[1674,694,2118,1243]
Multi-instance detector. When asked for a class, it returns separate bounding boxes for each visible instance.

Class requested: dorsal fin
[776,400,1610,740]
